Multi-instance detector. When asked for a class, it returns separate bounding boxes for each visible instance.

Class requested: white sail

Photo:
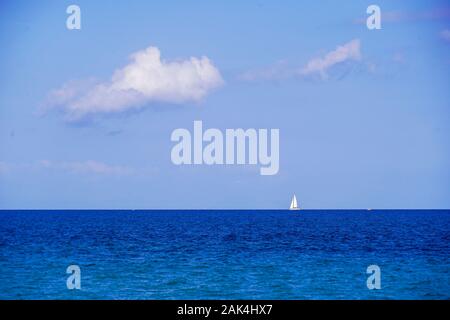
[289,194,299,210]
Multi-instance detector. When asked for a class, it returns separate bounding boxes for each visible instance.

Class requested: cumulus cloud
[239,39,362,81]
[300,39,361,78]
[440,29,450,42]
[45,46,223,121]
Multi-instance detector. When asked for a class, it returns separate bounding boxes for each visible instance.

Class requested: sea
[0,210,448,299]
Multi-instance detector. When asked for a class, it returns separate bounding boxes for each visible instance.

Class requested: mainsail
[289,194,299,210]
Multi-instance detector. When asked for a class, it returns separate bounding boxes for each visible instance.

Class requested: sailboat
[289,194,300,210]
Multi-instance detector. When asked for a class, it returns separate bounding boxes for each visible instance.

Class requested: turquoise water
[0,210,448,299]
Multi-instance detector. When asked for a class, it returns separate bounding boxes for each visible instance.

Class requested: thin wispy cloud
[239,39,362,81]
[238,60,295,82]
[300,39,361,79]
[392,52,406,64]
[0,162,35,175]
[44,46,224,121]
[40,160,134,176]
[354,6,450,24]
[0,160,135,176]
[440,29,450,42]
[0,161,10,174]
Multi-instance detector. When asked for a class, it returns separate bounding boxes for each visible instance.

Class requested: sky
[0,0,449,209]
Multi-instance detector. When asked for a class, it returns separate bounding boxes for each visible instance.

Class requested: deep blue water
[0,210,449,299]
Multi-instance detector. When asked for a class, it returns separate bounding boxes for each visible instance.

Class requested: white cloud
[238,39,362,82]
[440,29,450,42]
[45,46,223,121]
[300,39,361,78]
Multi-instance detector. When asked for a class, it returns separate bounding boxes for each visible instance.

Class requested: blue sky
[0,0,449,209]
